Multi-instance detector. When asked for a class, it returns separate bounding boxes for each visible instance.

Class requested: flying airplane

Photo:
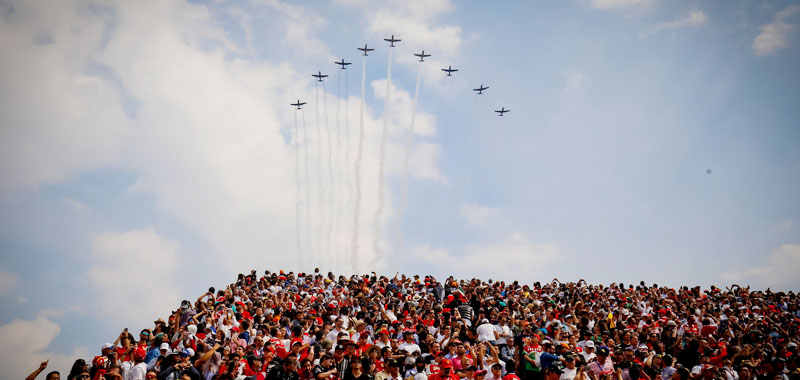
[311,71,328,82]
[441,66,458,76]
[414,50,431,62]
[473,84,489,94]
[384,35,401,47]
[494,107,510,116]
[291,100,307,110]
[334,59,351,69]
[357,44,375,56]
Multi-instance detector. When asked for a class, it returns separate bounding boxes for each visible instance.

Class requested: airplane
[291,100,307,110]
[494,107,510,116]
[473,84,489,94]
[311,71,328,82]
[414,50,431,62]
[334,59,351,69]
[441,65,458,76]
[384,34,401,47]
[357,44,374,56]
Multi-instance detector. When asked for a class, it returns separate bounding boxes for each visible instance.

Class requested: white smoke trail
[314,82,324,260]
[351,55,367,271]
[336,71,343,259]
[395,61,424,258]
[322,81,335,268]
[294,109,303,266]
[301,107,312,266]
[343,68,352,265]
[371,47,393,268]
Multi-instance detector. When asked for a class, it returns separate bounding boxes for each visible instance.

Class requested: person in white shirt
[560,355,578,380]
[477,319,499,344]
[399,332,421,355]
[580,341,596,363]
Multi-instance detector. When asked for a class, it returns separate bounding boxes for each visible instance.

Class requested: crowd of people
[26,269,800,380]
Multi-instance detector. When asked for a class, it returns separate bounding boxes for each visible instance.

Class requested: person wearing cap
[475,370,488,380]
[405,357,428,380]
[560,355,578,380]
[429,359,459,380]
[333,344,351,375]
[544,367,563,380]
[487,363,504,380]
[376,359,404,380]
[124,346,148,380]
[586,346,613,377]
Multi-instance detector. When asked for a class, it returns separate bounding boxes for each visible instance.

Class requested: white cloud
[0,312,90,380]
[460,203,499,227]
[639,8,707,38]
[753,5,800,56]
[86,228,182,328]
[774,219,795,232]
[0,1,130,190]
[124,178,153,198]
[260,0,331,60]
[340,0,464,91]
[0,269,18,294]
[0,0,447,277]
[64,197,89,212]
[410,232,561,281]
[591,0,653,10]
[722,244,800,290]
[564,71,586,92]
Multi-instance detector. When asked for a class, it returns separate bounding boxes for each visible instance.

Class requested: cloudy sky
[1,0,799,376]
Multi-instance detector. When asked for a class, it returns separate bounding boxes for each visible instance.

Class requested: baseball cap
[597,346,610,356]
[160,342,170,351]
[585,341,595,348]
[475,370,488,377]
[440,359,453,368]
[101,343,114,350]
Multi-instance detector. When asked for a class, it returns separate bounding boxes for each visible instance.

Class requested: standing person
[522,336,542,380]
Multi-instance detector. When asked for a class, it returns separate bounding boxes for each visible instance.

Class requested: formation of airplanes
[295,36,510,117]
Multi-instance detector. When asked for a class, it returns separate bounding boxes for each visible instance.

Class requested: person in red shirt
[429,359,459,380]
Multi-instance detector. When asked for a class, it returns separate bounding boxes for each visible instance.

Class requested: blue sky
[1,0,799,377]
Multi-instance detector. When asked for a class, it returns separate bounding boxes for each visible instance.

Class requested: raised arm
[25,360,48,380]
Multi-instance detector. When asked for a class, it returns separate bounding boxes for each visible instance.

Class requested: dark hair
[46,372,60,380]
[68,359,86,380]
